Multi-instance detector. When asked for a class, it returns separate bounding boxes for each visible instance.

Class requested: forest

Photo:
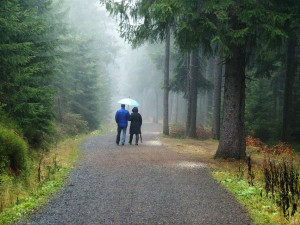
[0,0,117,172]
[0,0,299,223]
[103,0,300,157]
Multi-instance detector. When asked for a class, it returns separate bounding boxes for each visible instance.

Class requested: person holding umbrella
[115,104,130,145]
[128,107,142,145]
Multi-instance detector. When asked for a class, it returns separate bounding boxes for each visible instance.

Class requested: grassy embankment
[160,134,300,225]
[0,125,114,225]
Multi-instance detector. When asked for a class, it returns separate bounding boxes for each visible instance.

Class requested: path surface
[20,123,252,225]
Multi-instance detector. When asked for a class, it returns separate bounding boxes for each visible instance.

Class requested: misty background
[68,0,184,123]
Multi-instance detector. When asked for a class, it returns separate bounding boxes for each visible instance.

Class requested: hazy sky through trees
[90,1,159,115]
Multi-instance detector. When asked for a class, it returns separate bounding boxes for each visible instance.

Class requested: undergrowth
[0,137,81,225]
[169,122,212,139]
[213,137,300,224]
[212,171,281,225]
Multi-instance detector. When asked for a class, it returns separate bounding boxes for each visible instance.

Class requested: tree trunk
[175,93,178,123]
[271,76,279,123]
[197,95,201,125]
[188,50,198,138]
[186,54,192,134]
[282,37,297,142]
[212,56,223,140]
[154,89,159,123]
[163,25,170,135]
[207,59,214,125]
[215,45,246,159]
[171,92,178,122]
[203,91,208,125]
[198,94,204,124]
[203,60,209,125]
[169,92,173,122]
[57,95,63,123]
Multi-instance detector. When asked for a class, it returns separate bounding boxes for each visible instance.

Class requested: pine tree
[102,0,184,135]
[0,0,56,147]
[174,0,288,159]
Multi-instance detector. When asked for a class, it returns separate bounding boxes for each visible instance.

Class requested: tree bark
[175,93,178,123]
[169,92,173,122]
[163,25,170,135]
[57,95,63,123]
[207,59,214,125]
[203,60,209,125]
[198,93,204,124]
[282,37,297,142]
[271,76,279,123]
[203,91,208,125]
[212,56,223,140]
[188,50,199,138]
[196,95,201,125]
[186,54,192,134]
[170,92,178,122]
[154,89,159,123]
[215,45,246,159]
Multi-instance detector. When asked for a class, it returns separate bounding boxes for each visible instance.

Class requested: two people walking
[115,104,142,145]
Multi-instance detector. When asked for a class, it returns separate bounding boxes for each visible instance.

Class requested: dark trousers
[129,134,139,144]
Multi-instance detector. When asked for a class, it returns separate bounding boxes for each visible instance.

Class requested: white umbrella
[118,98,140,106]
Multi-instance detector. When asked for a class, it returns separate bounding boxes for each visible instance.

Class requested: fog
[93,9,164,120]
[64,0,160,121]
[61,0,188,124]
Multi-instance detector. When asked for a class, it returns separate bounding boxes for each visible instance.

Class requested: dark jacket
[128,107,142,134]
[115,108,130,128]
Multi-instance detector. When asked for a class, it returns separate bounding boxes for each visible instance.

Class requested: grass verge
[0,123,115,225]
[0,137,81,225]
[0,123,114,225]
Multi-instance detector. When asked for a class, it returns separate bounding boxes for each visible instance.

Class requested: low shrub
[0,124,28,173]
[55,113,88,139]
[246,135,262,148]
[169,123,185,138]
[263,157,300,219]
[266,142,294,155]
[196,125,212,140]
[169,123,212,139]
[246,136,294,156]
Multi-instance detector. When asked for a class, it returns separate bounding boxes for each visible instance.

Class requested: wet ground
[20,123,252,225]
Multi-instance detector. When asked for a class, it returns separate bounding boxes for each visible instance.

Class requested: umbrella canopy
[118,98,140,106]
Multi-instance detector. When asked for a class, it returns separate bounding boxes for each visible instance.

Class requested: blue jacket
[115,108,130,128]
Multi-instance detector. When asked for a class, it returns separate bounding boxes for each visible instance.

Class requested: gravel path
[20,123,252,225]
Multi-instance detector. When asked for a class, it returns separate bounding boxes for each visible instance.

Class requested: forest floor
[18,123,251,225]
[161,131,300,225]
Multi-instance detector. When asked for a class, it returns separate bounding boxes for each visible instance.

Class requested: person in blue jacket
[115,104,130,145]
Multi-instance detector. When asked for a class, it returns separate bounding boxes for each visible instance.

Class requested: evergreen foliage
[53,0,115,133]
[103,0,299,155]
[0,0,116,172]
[0,0,55,147]
[245,78,279,141]
[0,0,299,168]
[170,50,212,95]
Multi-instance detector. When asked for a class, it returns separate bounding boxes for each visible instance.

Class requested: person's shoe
[116,142,119,145]
[122,143,124,145]
[135,143,138,145]
[129,142,132,145]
